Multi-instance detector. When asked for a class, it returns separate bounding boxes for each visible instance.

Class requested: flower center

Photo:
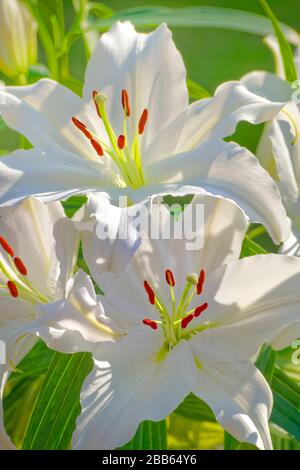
[0,236,50,305]
[142,268,213,361]
[72,90,148,189]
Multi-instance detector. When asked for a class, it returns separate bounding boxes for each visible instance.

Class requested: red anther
[90,139,104,157]
[144,280,155,305]
[121,89,131,117]
[118,134,126,150]
[138,109,148,135]
[72,117,93,140]
[165,269,175,287]
[143,318,158,330]
[7,281,18,298]
[197,269,206,295]
[194,302,208,318]
[93,90,102,118]
[14,257,28,276]
[181,314,194,329]
[0,236,14,257]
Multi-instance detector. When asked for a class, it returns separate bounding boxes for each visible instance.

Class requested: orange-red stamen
[14,257,28,276]
[143,318,158,330]
[0,236,14,257]
[144,280,155,305]
[118,134,126,150]
[165,269,175,287]
[197,269,206,295]
[7,281,18,298]
[138,109,148,135]
[121,89,131,117]
[72,117,93,140]
[90,139,104,157]
[181,314,194,329]
[93,90,102,118]
[194,302,208,318]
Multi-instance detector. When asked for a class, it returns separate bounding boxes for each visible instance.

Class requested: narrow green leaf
[119,420,167,450]
[224,432,240,450]
[240,237,267,258]
[271,424,300,450]
[87,6,298,43]
[187,79,211,100]
[272,368,300,409]
[259,0,297,82]
[22,351,93,450]
[256,344,276,383]
[174,393,216,423]
[270,367,300,441]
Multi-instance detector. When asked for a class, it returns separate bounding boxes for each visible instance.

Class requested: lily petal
[198,254,300,358]
[72,327,196,449]
[148,140,289,244]
[0,318,37,449]
[281,219,300,256]
[144,80,286,165]
[83,22,188,149]
[0,148,111,206]
[192,359,272,450]
[31,270,122,353]
[0,197,79,298]
[0,367,15,449]
[241,71,293,103]
[73,194,142,277]
[91,192,248,327]
[0,79,104,161]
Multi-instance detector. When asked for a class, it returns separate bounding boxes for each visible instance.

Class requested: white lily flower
[0,198,120,448]
[242,37,300,255]
[0,22,289,244]
[0,0,37,80]
[72,193,300,450]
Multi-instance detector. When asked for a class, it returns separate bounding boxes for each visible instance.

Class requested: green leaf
[259,0,297,83]
[256,344,276,383]
[271,424,300,450]
[88,6,298,42]
[276,346,300,386]
[174,393,216,423]
[3,341,55,448]
[240,237,267,258]
[0,117,8,134]
[224,432,240,450]
[187,79,211,100]
[270,367,300,441]
[62,195,87,218]
[119,420,167,450]
[28,64,51,83]
[21,351,93,450]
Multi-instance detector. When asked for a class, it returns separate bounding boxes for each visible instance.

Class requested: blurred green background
[72,0,300,92]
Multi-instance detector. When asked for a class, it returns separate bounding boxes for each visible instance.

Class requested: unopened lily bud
[0,0,37,79]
